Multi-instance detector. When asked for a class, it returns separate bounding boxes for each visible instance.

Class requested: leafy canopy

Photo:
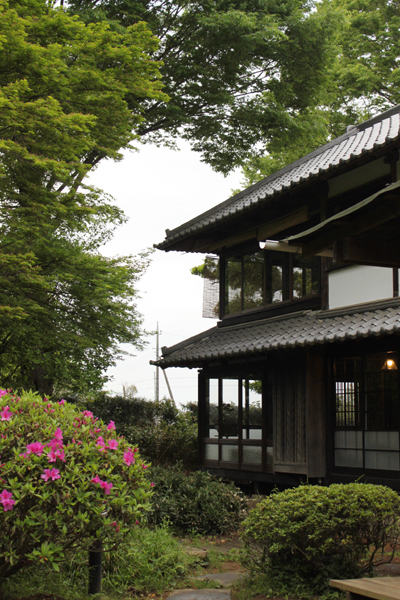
[0,0,166,393]
[68,0,340,174]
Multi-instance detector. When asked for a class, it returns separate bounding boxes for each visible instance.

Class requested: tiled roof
[156,105,400,250]
[154,300,400,368]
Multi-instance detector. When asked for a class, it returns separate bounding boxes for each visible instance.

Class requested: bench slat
[329,577,400,600]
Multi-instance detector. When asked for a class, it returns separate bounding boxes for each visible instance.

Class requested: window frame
[333,352,400,474]
[220,248,321,318]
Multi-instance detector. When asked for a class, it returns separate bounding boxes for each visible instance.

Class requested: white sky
[87,141,243,406]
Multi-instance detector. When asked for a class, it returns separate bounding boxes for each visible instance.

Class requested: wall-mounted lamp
[382,357,398,371]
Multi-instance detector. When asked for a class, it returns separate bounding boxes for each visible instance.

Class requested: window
[204,376,272,471]
[334,353,400,471]
[223,250,320,316]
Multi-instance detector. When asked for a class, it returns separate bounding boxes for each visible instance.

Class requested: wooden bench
[330,577,400,600]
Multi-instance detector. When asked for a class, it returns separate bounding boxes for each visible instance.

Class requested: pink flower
[150,482,155,487]
[47,448,65,463]
[142,464,148,470]
[0,406,12,421]
[0,489,15,511]
[96,437,106,452]
[41,468,60,482]
[123,450,135,466]
[54,427,63,440]
[100,481,113,495]
[58,399,66,405]
[26,442,44,457]
[107,439,118,450]
[107,421,116,431]
[47,437,63,450]
[82,410,93,418]
[91,475,102,484]
[0,390,9,398]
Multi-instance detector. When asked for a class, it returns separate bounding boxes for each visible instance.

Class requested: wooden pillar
[306,350,326,478]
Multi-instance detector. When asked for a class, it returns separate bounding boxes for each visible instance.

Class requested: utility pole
[155,322,160,401]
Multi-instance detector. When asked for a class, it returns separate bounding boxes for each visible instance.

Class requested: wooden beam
[257,205,309,240]
[302,194,400,258]
[333,238,400,268]
[202,205,310,253]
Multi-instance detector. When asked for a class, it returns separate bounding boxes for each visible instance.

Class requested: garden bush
[2,523,194,599]
[0,389,153,587]
[149,463,248,535]
[65,394,198,469]
[241,483,400,594]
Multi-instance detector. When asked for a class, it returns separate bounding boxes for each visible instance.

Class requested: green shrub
[149,463,248,535]
[2,523,193,599]
[241,483,400,595]
[101,522,194,594]
[0,389,152,586]
[66,394,198,469]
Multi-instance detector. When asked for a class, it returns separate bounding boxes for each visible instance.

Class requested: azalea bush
[241,483,400,595]
[0,389,153,587]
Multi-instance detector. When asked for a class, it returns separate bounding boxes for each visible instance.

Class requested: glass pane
[292,255,319,299]
[265,251,290,304]
[335,449,363,468]
[365,431,399,451]
[225,256,242,314]
[364,354,399,431]
[266,446,273,466]
[202,257,220,319]
[335,430,363,449]
[365,451,400,471]
[221,379,239,439]
[243,252,264,310]
[205,379,219,438]
[221,445,238,462]
[205,444,219,461]
[242,379,262,440]
[242,446,262,464]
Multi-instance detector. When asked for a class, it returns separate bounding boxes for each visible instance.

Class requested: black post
[88,539,103,595]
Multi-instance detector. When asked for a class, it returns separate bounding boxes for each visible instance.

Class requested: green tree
[239,0,400,186]
[68,0,340,174]
[0,0,166,393]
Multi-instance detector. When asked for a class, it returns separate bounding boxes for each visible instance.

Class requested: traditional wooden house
[153,105,400,491]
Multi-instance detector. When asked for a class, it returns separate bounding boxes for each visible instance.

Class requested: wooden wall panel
[274,352,307,470]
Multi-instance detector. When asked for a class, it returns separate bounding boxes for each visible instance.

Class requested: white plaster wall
[329,265,393,310]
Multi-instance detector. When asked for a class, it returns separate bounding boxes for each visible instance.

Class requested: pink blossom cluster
[41,468,60,482]
[91,475,113,495]
[123,448,138,466]
[1,406,12,421]
[0,489,15,511]
[96,436,118,452]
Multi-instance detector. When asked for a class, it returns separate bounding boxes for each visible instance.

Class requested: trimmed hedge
[241,483,400,594]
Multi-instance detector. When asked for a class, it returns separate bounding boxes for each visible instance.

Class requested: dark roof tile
[153,301,400,368]
[156,106,400,251]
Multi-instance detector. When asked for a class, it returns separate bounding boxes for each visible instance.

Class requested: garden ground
[6,532,400,600]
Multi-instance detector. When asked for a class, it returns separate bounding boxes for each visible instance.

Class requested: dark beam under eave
[334,238,400,268]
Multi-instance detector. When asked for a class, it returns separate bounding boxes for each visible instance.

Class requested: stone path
[166,538,245,600]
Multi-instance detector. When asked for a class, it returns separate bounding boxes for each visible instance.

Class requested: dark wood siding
[273,352,307,472]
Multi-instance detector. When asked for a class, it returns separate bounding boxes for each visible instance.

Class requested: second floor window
[223,249,320,316]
